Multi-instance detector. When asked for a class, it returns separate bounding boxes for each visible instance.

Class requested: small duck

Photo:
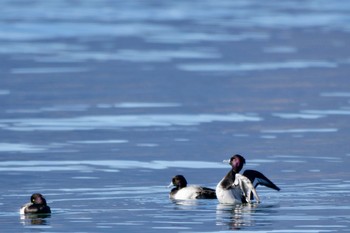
[216,154,280,204]
[168,175,216,200]
[20,193,51,215]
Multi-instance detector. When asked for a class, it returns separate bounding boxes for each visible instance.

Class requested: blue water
[1,0,350,232]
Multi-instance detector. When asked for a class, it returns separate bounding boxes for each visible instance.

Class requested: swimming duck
[20,193,51,214]
[216,154,280,204]
[169,175,216,200]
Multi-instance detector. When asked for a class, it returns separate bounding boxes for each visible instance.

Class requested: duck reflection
[216,204,258,230]
[20,213,51,225]
[170,198,209,211]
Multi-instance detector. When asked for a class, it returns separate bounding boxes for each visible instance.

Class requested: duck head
[30,193,47,206]
[229,154,246,173]
[169,175,188,189]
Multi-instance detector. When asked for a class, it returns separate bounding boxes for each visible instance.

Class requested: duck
[216,154,280,204]
[168,175,216,200]
[20,193,51,215]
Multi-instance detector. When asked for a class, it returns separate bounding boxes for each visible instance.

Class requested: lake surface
[1,0,350,232]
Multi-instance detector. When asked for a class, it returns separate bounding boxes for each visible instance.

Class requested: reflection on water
[261,128,338,134]
[178,60,337,72]
[5,102,179,114]
[0,90,10,95]
[20,213,51,226]
[11,67,89,74]
[0,143,48,153]
[302,109,350,116]
[273,109,350,120]
[0,160,228,172]
[272,113,325,119]
[216,204,260,230]
[263,46,297,54]
[0,113,262,131]
[321,92,350,97]
[113,102,181,108]
[1,0,350,232]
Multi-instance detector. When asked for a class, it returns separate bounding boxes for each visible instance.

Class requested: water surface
[1,0,350,232]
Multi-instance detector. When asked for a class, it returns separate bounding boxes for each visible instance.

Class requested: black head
[229,154,246,173]
[171,175,188,189]
[30,193,47,206]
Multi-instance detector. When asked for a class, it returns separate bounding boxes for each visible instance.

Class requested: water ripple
[0,160,228,172]
[0,113,262,131]
[261,128,338,134]
[178,60,337,72]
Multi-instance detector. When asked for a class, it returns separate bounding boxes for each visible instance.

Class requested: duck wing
[243,170,280,191]
[196,187,216,199]
[235,174,260,203]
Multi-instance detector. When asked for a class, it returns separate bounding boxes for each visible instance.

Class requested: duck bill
[222,159,230,164]
[167,182,174,188]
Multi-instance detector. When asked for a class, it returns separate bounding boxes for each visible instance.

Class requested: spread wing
[236,174,260,203]
[243,170,280,191]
